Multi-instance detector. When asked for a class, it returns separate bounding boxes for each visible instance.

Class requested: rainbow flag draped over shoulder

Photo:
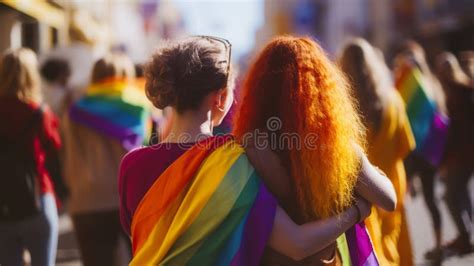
[130,136,277,265]
[69,79,151,150]
[130,135,378,266]
[396,64,449,166]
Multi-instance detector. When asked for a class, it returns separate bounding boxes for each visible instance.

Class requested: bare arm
[245,145,393,260]
[246,145,396,212]
[354,146,397,211]
[245,146,293,207]
[268,198,371,261]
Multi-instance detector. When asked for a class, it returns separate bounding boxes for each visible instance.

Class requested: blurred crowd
[0,22,473,266]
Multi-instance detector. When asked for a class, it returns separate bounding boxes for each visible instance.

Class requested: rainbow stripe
[396,64,448,166]
[69,79,151,150]
[130,136,277,265]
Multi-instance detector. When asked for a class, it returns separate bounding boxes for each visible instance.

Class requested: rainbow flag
[340,223,379,266]
[396,64,449,166]
[130,136,277,265]
[69,79,151,150]
[130,135,378,265]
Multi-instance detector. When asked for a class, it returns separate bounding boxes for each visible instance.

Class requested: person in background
[0,48,62,266]
[435,52,474,256]
[339,38,415,266]
[397,41,447,113]
[393,41,447,261]
[459,51,474,80]
[42,10,102,100]
[40,58,71,117]
[62,53,150,266]
[133,64,146,91]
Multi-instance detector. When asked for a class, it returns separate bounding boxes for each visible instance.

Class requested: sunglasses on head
[192,35,232,80]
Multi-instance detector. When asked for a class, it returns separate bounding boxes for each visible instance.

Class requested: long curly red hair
[233,36,365,219]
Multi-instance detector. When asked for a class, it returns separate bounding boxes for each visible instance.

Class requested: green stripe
[405,83,431,119]
[187,172,260,265]
[161,153,255,265]
[400,68,425,103]
[405,83,435,146]
[82,95,146,117]
[337,234,352,266]
[399,69,420,103]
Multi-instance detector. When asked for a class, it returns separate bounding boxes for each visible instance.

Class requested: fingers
[355,196,372,220]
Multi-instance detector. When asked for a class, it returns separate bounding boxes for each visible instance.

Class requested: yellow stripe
[399,68,423,103]
[131,142,244,265]
[162,154,254,265]
[87,83,150,107]
[86,82,125,96]
[131,190,186,265]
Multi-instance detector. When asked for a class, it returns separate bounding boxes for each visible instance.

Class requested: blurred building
[0,1,67,53]
[257,0,474,60]
[2,0,471,66]
[256,0,392,56]
[0,0,183,63]
[400,0,474,63]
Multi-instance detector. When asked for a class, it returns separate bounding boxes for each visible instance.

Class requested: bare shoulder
[244,146,293,207]
[245,146,282,166]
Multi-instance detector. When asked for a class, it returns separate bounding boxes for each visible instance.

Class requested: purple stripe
[346,222,378,266]
[419,112,449,166]
[70,106,142,150]
[230,184,277,266]
[363,251,379,266]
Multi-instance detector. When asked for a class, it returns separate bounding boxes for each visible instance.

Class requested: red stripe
[395,63,411,91]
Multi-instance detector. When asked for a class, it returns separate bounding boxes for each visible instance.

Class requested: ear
[215,88,228,111]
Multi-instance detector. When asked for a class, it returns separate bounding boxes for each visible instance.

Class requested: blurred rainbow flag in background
[69,79,151,150]
[396,64,449,166]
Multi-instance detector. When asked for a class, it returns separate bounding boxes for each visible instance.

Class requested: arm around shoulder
[355,149,397,211]
[267,197,371,261]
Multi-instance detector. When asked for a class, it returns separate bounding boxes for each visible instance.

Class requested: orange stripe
[395,64,411,90]
[130,136,231,254]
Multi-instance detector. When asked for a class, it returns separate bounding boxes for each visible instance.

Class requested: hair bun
[144,51,178,109]
[145,39,229,112]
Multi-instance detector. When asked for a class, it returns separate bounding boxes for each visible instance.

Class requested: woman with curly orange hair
[234,36,397,265]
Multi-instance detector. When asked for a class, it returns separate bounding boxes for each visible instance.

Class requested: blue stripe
[215,210,251,265]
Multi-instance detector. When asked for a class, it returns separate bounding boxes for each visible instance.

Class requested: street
[405,178,474,266]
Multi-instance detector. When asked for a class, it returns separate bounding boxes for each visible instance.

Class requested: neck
[164,108,213,143]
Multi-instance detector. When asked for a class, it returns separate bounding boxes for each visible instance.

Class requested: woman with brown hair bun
[339,38,415,266]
